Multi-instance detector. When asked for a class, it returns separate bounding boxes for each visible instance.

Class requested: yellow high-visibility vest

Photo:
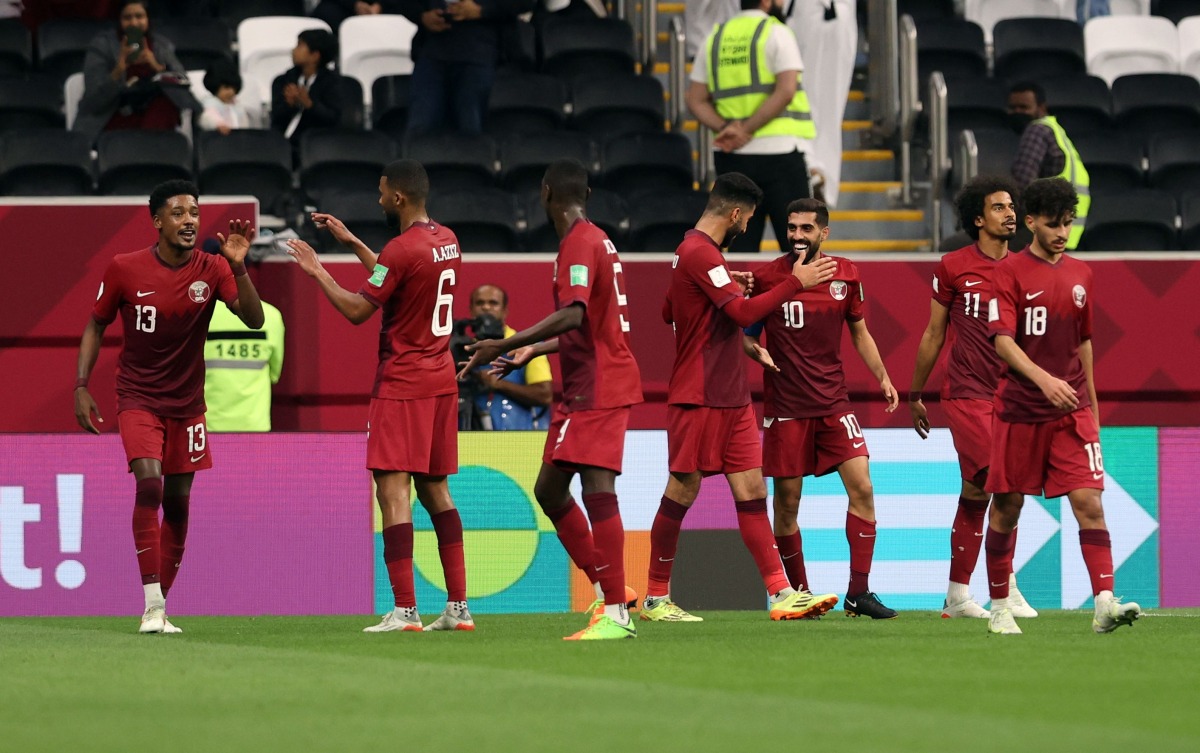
[1035,115,1089,249]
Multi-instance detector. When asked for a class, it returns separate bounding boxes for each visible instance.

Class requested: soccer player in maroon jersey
[641,173,838,622]
[984,177,1141,635]
[74,180,265,634]
[742,198,900,619]
[460,159,643,640]
[908,176,1037,620]
[285,160,473,633]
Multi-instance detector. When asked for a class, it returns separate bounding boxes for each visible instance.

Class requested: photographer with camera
[453,285,552,431]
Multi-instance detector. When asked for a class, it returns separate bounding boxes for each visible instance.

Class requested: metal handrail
[929,72,949,252]
[898,13,921,205]
[698,124,713,189]
[959,129,979,188]
[868,0,899,144]
[642,0,658,73]
[668,16,686,130]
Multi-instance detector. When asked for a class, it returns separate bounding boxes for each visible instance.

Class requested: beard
[768,3,787,22]
[383,207,400,229]
[791,239,820,263]
[722,223,744,249]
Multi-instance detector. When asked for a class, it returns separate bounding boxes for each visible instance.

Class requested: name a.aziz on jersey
[433,244,460,262]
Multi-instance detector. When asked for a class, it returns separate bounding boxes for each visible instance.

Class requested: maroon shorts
[667,404,761,474]
[542,404,630,473]
[944,398,994,483]
[985,408,1104,498]
[118,410,212,475]
[366,394,458,475]
[762,411,869,478]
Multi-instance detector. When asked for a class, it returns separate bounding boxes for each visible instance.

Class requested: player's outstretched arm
[74,318,106,434]
[218,219,265,329]
[458,305,582,380]
[285,239,378,325]
[1079,338,1100,428]
[849,319,899,413]
[908,300,950,438]
[994,335,1079,411]
[311,212,377,270]
[488,340,559,379]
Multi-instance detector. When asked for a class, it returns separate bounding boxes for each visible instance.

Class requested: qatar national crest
[829,280,848,300]
[189,281,211,303]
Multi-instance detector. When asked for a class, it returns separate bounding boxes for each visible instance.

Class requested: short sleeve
[846,264,865,322]
[91,260,123,325]
[988,262,1018,340]
[685,244,742,309]
[932,258,954,307]
[555,235,595,310]
[689,38,709,83]
[524,353,552,385]
[216,259,238,305]
[359,240,406,308]
[1079,268,1093,342]
[267,304,284,384]
[766,22,802,75]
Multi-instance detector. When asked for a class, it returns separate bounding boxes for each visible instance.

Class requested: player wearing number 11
[286,159,473,634]
[74,180,265,634]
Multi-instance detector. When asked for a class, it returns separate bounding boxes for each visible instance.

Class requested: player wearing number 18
[984,177,1140,636]
[73,180,265,634]
[285,159,473,633]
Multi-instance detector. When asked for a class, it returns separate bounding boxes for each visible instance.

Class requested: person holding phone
[74,0,194,145]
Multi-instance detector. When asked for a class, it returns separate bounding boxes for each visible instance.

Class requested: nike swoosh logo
[781,552,800,560]
[1093,472,1104,480]
[1099,573,1112,579]
[136,547,151,554]
[990,582,1006,588]
[974,532,985,537]
[657,557,674,562]
[845,599,857,608]
[858,533,876,538]
[852,442,865,449]
[963,280,982,287]
[136,290,155,297]
[595,564,610,571]
[1025,291,1044,300]
[190,454,206,463]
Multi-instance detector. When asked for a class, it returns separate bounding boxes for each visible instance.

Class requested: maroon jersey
[752,253,864,418]
[359,221,461,400]
[553,219,643,411]
[988,250,1093,423]
[932,244,1010,400]
[665,230,750,407]
[92,245,238,418]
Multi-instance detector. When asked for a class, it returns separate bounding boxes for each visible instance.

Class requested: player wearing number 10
[984,177,1140,636]
[73,180,265,634]
[286,159,473,633]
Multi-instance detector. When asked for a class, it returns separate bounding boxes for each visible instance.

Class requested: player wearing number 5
[984,177,1140,636]
[286,160,473,634]
[74,180,265,634]
[743,198,900,619]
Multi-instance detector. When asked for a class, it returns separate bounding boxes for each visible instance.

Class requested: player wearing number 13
[73,180,265,634]
[984,177,1140,636]
[286,159,473,634]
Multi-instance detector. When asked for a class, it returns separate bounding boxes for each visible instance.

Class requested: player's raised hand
[74,387,103,434]
[909,397,930,439]
[880,376,899,413]
[489,346,535,378]
[1039,375,1079,411]
[731,270,755,295]
[792,256,837,289]
[747,342,780,373]
[284,239,325,277]
[311,212,362,248]
[217,219,256,265]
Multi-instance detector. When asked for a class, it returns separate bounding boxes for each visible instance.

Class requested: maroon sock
[647,496,688,597]
[984,526,1016,601]
[430,509,467,602]
[132,477,163,585]
[158,492,190,597]
[583,492,626,606]
[846,512,877,595]
[381,523,415,608]
[1079,528,1115,595]
[948,497,988,585]
[544,499,598,583]
[736,499,791,595]
[775,531,807,591]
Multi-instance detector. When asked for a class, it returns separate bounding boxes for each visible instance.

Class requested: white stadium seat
[238,16,330,108]
[965,0,1071,43]
[1179,17,1200,82]
[339,15,417,111]
[1085,15,1180,85]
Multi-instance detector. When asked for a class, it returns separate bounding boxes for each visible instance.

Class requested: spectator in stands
[1076,0,1110,23]
[398,0,536,137]
[269,29,344,156]
[198,57,261,133]
[465,284,552,430]
[686,0,815,253]
[74,0,194,146]
[1008,80,1090,250]
[312,1,402,31]
[204,298,285,432]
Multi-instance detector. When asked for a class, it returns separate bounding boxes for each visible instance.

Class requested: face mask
[1008,112,1034,133]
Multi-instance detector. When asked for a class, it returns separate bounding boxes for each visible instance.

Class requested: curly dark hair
[1023,177,1077,222]
[954,175,1019,240]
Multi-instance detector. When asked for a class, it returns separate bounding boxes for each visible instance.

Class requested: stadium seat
[316,189,394,253]
[628,189,710,253]
[964,0,1070,42]
[570,73,665,137]
[36,18,108,83]
[1148,129,1200,198]
[155,17,233,72]
[486,73,568,136]
[523,187,630,252]
[1178,190,1200,249]
[541,16,636,86]
[1156,0,1200,25]
[335,75,365,131]
[950,127,1020,194]
[371,74,411,139]
[339,15,417,112]
[0,19,32,75]
[946,76,1009,137]
[500,130,597,197]
[97,130,192,195]
[299,129,397,205]
[0,129,93,196]
[915,18,988,84]
[994,18,1087,80]
[1084,15,1180,84]
[1111,73,1200,137]
[238,16,330,108]
[1043,74,1114,135]
[1078,189,1178,250]
[63,71,85,130]
[600,131,694,199]
[196,129,294,214]
[217,0,307,29]
[1098,0,1152,15]
[0,74,65,132]
[428,187,522,253]
[898,0,958,20]
[1072,132,1146,194]
[1178,17,1200,82]
[403,132,498,191]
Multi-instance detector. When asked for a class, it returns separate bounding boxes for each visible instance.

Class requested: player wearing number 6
[743,198,900,619]
[74,180,265,634]
[286,159,473,634]
[984,177,1140,636]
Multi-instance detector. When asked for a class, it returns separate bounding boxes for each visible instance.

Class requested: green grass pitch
[2,610,1198,753]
